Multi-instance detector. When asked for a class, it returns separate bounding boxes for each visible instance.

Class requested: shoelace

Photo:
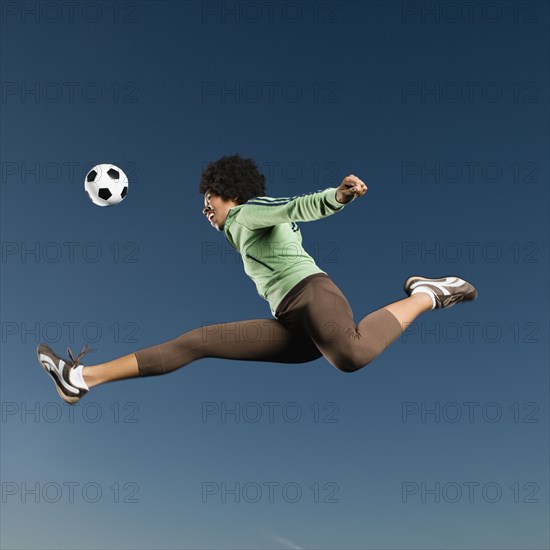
[67,344,96,366]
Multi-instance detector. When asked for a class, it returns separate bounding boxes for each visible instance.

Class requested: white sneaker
[36,344,94,404]
[403,276,477,310]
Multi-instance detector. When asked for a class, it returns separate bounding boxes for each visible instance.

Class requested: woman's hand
[335,175,367,204]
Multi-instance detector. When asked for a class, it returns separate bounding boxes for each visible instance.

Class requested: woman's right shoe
[403,276,477,310]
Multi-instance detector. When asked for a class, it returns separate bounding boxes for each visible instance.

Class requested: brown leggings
[135,273,403,376]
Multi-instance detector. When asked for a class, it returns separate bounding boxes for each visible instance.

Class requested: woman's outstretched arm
[233,175,367,230]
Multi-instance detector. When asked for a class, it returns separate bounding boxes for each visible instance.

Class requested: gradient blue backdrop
[1,1,548,549]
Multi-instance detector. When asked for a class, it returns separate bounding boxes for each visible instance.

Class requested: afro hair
[199,154,266,204]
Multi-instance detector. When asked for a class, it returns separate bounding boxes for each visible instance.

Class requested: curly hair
[199,154,266,204]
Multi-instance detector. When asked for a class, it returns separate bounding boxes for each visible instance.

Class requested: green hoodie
[223,187,346,317]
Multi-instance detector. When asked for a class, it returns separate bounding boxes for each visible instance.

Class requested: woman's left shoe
[36,344,94,404]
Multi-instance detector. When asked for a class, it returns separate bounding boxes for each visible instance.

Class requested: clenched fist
[335,175,367,204]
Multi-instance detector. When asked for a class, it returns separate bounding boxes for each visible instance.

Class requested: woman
[37,154,477,404]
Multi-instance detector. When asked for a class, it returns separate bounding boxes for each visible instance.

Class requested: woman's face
[202,191,238,231]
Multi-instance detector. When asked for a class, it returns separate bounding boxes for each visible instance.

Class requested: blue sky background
[1,1,548,549]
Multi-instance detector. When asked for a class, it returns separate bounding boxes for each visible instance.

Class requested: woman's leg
[381,293,433,330]
[83,318,322,388]
[277,277,431,373]
[83,353,140,388]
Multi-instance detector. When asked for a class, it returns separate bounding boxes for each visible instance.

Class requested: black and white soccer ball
[84,164,128,207]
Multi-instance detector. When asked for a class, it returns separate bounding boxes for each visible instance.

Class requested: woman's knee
[136,329,203,377]
[330,344,383,373]
[332,357,367,373]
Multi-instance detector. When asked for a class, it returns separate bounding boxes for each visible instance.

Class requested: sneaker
[403,276,477,310]
[36,344,95,404]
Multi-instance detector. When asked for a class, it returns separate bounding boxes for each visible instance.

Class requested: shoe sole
[404,276,478,301]
[36,345,81,405]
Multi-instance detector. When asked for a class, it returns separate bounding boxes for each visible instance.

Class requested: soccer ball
[84,164,128,207]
